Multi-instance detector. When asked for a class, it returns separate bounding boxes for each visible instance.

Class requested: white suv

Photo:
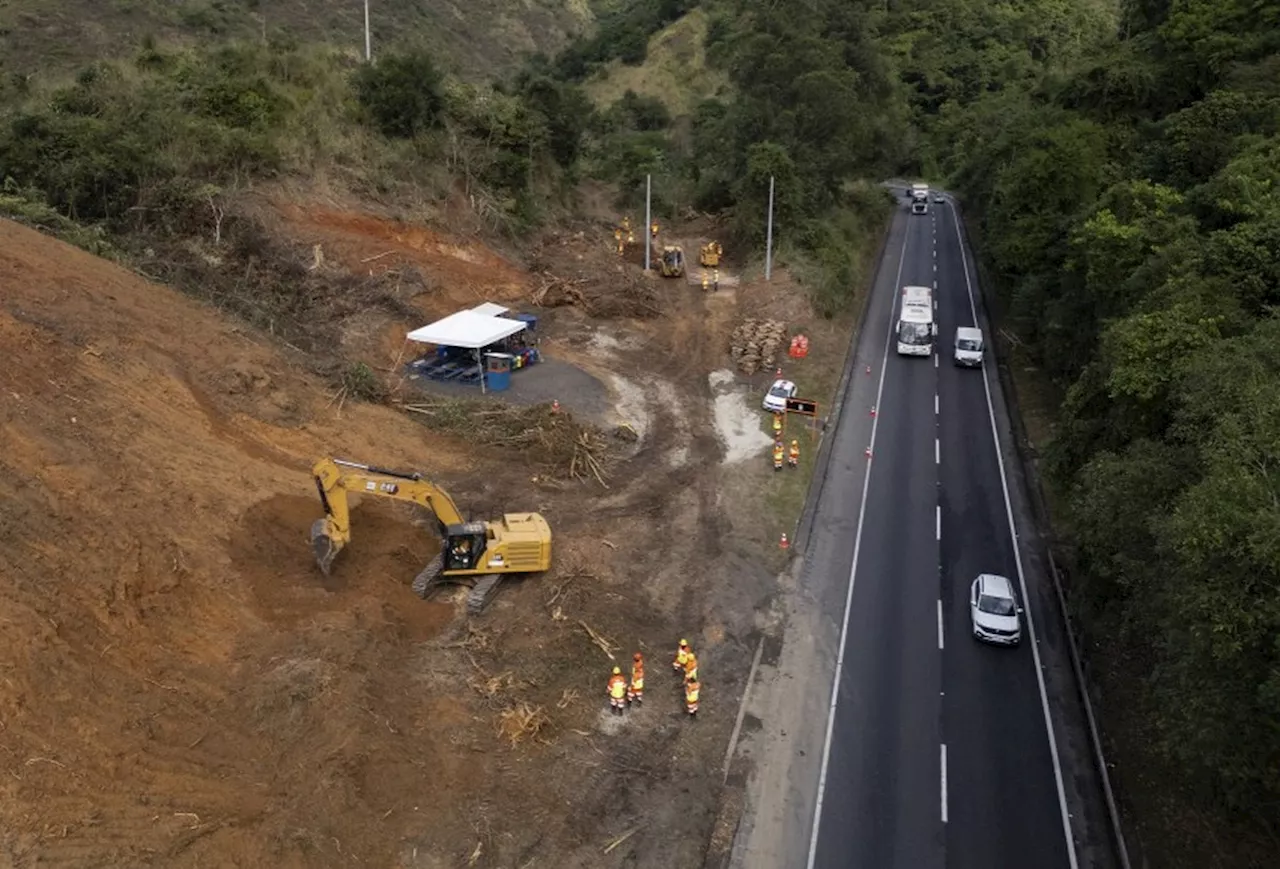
[970,574,1022,646]
[954,326,984,367]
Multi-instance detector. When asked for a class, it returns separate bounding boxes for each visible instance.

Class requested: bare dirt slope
[0,212,803,868]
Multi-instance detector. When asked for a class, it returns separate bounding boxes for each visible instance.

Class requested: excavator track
[467,574,503,615]
[411,552,445,599]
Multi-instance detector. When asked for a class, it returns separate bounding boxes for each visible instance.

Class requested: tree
[353,50,444,138]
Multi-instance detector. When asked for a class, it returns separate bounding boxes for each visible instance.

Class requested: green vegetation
[882,0,1280,860]
[0,0,591,80]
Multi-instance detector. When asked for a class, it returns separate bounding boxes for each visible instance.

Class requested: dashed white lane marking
[941,743,949,823]
[936,505,942,540]
[935,394,939,415]
[935,437,940,465]
[937,599,945,650]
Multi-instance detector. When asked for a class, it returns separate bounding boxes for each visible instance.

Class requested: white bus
[896,285,936,356]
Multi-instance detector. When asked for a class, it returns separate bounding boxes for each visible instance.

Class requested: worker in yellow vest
[627,652,645,705]
[607,666,628,715]
[650,220,659,239]
[772,413,783,437]
[788,439,800,468]
[685,675,700,716]
[682,650,698,684]
[614,227,624,255]
[773,440,785,471]
[673,639,692,675]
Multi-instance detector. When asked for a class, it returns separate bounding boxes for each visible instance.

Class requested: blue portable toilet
[485,353,513,391]
[512,313,539,332]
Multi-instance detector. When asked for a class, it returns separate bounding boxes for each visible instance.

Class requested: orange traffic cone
[779,533,790,550]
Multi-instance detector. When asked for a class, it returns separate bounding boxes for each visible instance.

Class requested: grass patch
[759,316,854,555]
[583,10,729,117]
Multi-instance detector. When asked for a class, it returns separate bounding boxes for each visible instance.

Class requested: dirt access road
[0,208,850,867]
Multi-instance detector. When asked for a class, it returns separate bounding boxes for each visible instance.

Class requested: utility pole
[644,174,652,272]
[363,0,372,62]
[765,174,775,282]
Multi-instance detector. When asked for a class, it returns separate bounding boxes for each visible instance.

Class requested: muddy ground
[0,201,850,867]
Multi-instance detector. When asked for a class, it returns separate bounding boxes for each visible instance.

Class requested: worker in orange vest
[788,439,800,468]
[772,440,784,471]
[650,220,659,239]
[772,413,783,437]
[607,666,628,715]
[673,639,692,675]
[682,649,698,684]
[627,652,645,705]
[685,675,700,717]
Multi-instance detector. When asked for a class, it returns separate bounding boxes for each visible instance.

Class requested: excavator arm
[310,457,467,575]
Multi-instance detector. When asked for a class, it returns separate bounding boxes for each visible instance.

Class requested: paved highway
[805,193,1077,869]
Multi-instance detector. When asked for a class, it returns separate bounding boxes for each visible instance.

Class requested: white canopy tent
[405,310,527,394]
[469,302,510,317]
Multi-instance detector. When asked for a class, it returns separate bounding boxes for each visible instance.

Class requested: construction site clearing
[0,203,852,868]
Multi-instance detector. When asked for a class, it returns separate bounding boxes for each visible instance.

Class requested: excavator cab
[444,522,489,571]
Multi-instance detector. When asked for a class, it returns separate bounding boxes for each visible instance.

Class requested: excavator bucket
[311,517,341,575]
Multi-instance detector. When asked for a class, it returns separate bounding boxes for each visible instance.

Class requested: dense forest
[1,0,1277,860]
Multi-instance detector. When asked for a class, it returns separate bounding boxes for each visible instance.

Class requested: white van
[954,326,984,367]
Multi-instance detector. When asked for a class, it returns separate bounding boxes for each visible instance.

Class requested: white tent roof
[470,302,510,317]
[406,310,526,349]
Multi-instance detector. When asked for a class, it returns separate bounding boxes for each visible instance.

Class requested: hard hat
[791,440,798,446]
[612,666,621,675]
[679,638,688,646]
[634,652,643,661]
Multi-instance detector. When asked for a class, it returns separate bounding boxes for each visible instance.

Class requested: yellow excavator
[309,457,553,614]
[700,241,722,268]
[659,245,685,278]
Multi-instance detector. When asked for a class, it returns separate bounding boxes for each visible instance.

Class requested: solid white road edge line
[804,216,910,869]
[941,743,949,823]
[937,600,945,650]
[952,208,1081,869]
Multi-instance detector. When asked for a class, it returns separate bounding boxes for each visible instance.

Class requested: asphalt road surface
[806,194,1076,869]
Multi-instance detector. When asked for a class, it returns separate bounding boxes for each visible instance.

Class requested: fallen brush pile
[397,399,614,485]
[729,318,788,374]
[530,270,661,319]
